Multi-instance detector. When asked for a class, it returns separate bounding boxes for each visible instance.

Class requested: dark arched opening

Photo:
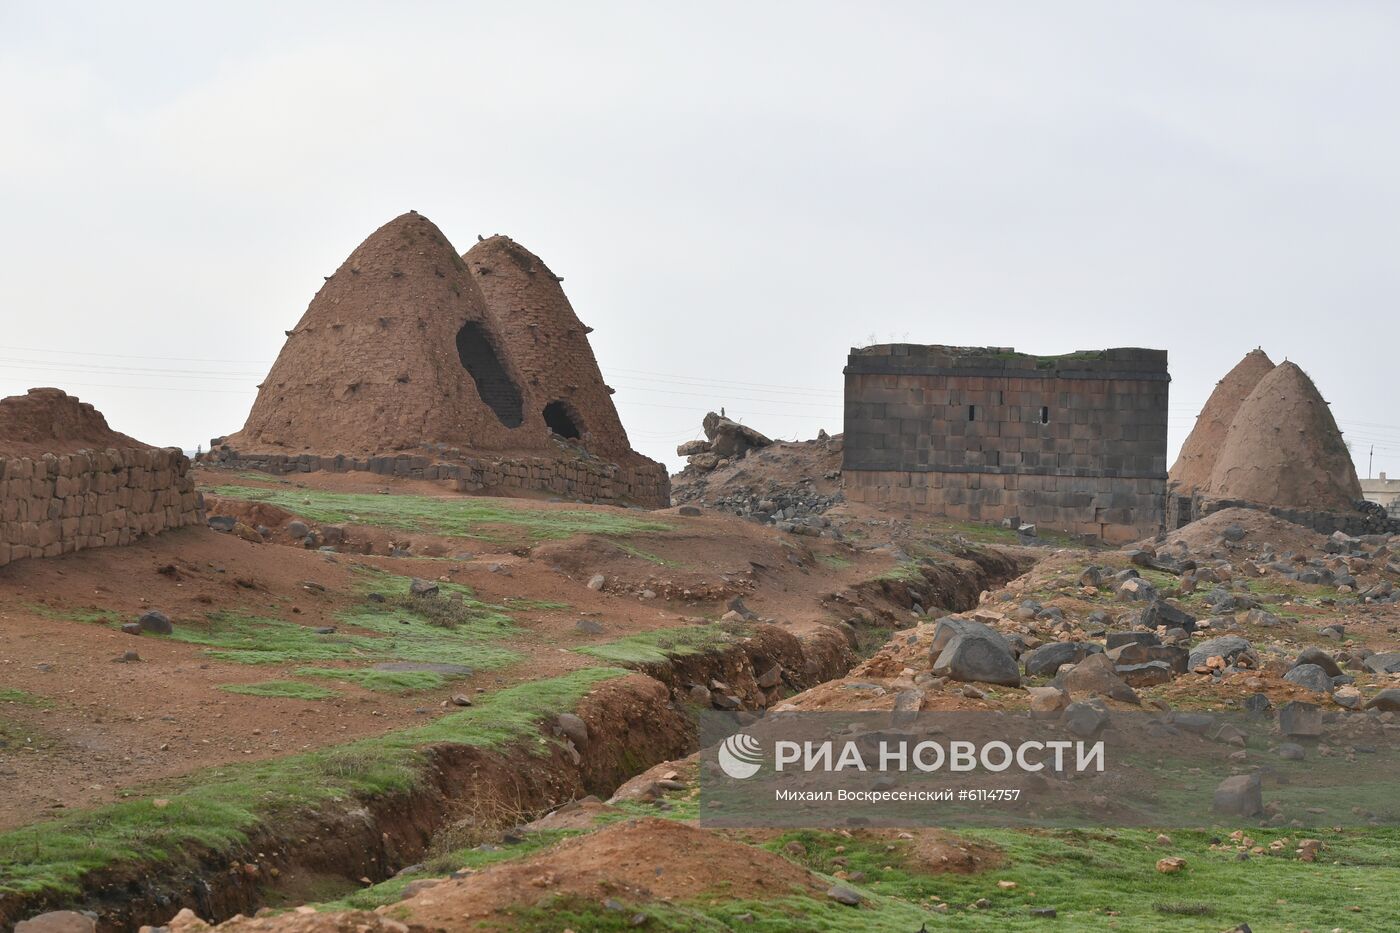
[455,322,523,427]
[543,400,583,439]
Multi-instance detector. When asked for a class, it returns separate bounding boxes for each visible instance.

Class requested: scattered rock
[1279,701,1323,737]
[138,610,173,636]
[587,574,607,592]
[408,578,439,597]
[1364,688,1400,712]
[575,619,605,635]
[1155,856,1186,874]
[826,884,863,906]
[1024,641,1102,677]
[554,713,589,748]
[931,632,1021,687]
[1282,663,1333,694]
[1057,653,1139,704]
[1213,773,1263,817]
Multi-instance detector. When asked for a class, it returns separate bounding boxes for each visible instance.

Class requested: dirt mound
[402,818,823,918]
[1151,506,1329,556]
[1207,361,1362,510]
[1169,349,1274,493]
[0,388,146,457]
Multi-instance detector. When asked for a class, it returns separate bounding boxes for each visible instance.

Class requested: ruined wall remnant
[0,389,202,568]
[218,212,668,506]
[842,345,1170,543]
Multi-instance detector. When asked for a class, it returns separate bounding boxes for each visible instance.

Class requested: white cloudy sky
[2,2,1397,476]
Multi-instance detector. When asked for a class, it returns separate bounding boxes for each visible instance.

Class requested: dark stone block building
[842,345,1169,543]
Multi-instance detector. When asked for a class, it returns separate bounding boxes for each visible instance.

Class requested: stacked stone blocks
[843,345,1169,543]
[0,448,202,567]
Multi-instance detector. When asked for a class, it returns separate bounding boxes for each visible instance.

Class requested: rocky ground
[5,445,1400,932]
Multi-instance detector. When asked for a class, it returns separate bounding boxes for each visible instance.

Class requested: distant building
[1361,473,1400,517]
[842,344,1169,543]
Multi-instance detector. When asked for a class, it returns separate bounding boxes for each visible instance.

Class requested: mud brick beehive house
[214,212,669,506]
[842,345,1170,543]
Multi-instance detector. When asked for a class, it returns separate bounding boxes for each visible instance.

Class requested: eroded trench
[1,550,1026,932]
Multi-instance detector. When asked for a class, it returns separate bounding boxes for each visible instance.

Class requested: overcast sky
[2,2,1396,477]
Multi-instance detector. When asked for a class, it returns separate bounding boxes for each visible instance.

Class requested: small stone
[450,695,473,707]
[1155,856,1186,874]
[1276,742,1305,761]
[408,578,439,597]
[677,505,702,517]
[587,574,606,591]
[121,622,142,636]
[826,884,862,906]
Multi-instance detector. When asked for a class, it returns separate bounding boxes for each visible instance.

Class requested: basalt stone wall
[0,448,202,568]
[843,345,1170,544]
[207,446,670,508]
[1167,492,1400,538]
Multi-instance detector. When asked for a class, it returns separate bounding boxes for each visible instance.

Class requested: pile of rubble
[671,415,845,534]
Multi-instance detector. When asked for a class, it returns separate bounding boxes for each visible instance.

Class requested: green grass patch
[0,668,627,900]
[298,668,447,694]
[219,681,336,700]
[761,826,1400,930]
[574,625,742,665]
[206,486,672,542]
[818,553,853,569]
[612,540,679,567]
[316,830,580,912]
[0,688,52,708]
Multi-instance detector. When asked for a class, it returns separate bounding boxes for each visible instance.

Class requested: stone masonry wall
[843,345,1169,543]
[0,448,202,568]
[208,446,671,508]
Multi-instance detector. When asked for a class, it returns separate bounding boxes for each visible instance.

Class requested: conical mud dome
[1207,361,1361,510]
[229,212,546,454]
[464,235,634,461]
[1169,349,1274,493]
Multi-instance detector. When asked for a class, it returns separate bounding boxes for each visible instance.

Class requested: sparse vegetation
[0,668,627,900]
[297,667,447,694]
[206,486,672,541]
[219,681,336,700]
[574,625,742,665]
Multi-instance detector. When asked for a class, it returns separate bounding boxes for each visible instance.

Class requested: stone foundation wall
[207,447,671,508]
[1168,492,1400,538]
[0,448,202,568]
[844,469,1163,544]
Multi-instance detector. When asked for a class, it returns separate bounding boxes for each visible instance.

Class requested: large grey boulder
[1056,653,1139,704]
[929,617,1013,657]
[1188,636,1257,671]
[1282,664,1333,694]
[1365,688,1400,711]
[1292,646,1342,678]
[1213,773,1263,817]
[702,412,773,459]
[1363,652,1400,675]
[932,633,1021,687]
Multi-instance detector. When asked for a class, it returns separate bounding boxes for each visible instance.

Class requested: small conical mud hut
[1169,348,1274,493]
